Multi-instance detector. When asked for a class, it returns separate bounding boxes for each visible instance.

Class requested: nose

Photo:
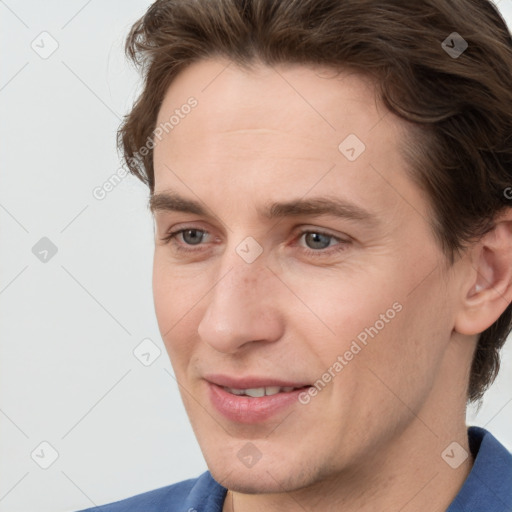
[197,256,284,354]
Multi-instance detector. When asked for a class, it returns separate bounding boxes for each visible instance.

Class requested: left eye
[300,231,337,250]
[179,228,206,245]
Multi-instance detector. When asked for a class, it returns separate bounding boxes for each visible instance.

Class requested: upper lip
[204,374,311,389]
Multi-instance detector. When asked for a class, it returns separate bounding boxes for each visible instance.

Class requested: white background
[1,1,511,511]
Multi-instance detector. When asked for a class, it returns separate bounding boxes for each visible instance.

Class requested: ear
[454,209,512,336]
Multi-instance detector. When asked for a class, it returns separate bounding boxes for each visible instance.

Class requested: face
[151,59,463,493]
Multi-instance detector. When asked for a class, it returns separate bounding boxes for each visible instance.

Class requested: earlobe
[454,212,512,336]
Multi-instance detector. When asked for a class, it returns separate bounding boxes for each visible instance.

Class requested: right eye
[161,227,212,252]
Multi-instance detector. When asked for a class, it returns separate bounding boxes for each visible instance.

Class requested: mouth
[204,376,312,424]
[222,385,308,397]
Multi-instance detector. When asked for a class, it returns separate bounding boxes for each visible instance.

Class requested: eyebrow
[149,190,378,226]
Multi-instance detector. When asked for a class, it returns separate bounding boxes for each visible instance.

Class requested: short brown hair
[119,0,512,402]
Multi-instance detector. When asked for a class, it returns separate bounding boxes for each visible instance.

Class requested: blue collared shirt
[77,427,511,511]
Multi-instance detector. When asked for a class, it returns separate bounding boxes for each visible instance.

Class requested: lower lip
[207,382,310,424]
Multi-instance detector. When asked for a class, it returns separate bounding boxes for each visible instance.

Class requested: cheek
[152,252,206,327]
[152,260,175,334]
[152,257,201,366]
[347,276,454,412]
[288,270,402,358]
[286,260,448,402]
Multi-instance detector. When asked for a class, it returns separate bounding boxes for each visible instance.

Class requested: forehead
[152,58,421,222]
[155,59,385,146]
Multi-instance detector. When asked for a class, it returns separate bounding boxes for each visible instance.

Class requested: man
[78,0,512,510]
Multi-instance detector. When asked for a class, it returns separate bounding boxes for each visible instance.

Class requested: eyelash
[160,227,349,258]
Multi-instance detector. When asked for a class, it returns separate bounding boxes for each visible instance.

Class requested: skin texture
[151,58,512,511]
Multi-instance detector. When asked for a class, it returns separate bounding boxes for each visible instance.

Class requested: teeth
[244,388,265,398]
[224,386,299,397]
[228,388,247,396]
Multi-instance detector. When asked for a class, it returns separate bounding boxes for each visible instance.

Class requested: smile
[222,386,304,397]
[207,380,312,423]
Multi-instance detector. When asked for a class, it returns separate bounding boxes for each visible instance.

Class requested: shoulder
[75,471,227,512]
[448,426,512,512]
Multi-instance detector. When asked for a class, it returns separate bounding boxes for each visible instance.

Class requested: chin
[219,476,274,494]
[209,467,288,494]
[207,456,322,495]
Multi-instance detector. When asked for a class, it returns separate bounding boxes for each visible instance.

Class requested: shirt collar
[447,426,512,511]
